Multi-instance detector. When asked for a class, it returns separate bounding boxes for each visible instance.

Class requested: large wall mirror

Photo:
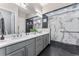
[0,8,15,35]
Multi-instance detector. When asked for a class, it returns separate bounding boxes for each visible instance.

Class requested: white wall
[18,9,26,33]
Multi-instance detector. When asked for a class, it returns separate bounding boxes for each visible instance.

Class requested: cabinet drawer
[6,41,26,54]
[36,39,43,49]
[46,34,49,38]
[26,43,35,56]
[36,36,42,42]
[26,39,35,45]
[7,48,25,56]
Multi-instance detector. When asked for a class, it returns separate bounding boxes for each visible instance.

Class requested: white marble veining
[0,29,49,48]
[48,4,79,45]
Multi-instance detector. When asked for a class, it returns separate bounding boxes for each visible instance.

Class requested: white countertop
[0,30,49,48]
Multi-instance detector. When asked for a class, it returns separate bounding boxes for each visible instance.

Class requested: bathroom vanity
[0,30,49,56]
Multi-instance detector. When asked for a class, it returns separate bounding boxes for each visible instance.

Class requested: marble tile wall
[48,4,79,45]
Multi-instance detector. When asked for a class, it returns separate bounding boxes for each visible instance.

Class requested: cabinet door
[7,48,25,56]
[36,44,43,55]
[43,34,49,48]
[0,48,5,56]
[26,43,35,56]
[44,35,47,48]
[45,35,49,46]
[46,34,49,45]
[36,36,43,55]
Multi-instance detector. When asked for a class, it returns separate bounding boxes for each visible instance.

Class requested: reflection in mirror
[0,12,2,35]
[0,9,15,35]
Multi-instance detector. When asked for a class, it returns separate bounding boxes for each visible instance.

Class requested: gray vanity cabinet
[26,39,36,56]
[45,34,49,47]
[26,43,36,56]
[43,34,49,49]
[0,48,5,56]
[6,41,26,54]
[36,36,43,55]
[0,33,49,56]
[7,48,25,56]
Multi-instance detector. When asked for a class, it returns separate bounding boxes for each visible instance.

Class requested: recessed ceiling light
[15,3,27,10]
[40,3,48,6]
[35,9,41,14]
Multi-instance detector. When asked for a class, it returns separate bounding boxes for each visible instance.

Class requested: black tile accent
[42,14,48,28]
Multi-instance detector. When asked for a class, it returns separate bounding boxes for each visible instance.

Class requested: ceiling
[16,3,72,18]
